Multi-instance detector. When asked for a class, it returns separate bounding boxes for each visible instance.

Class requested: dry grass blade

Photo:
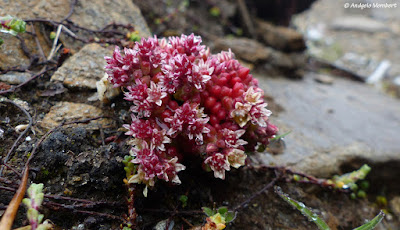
[0,167,29,230]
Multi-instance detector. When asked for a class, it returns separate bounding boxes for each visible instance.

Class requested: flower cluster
[105,34,278,191]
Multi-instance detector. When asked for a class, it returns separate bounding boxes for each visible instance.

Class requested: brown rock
[0,0,150,36]
[40,102,114,130]
[51,43,112,89]
[214,37,271,63]
[256,19,306,52]
[0,0,150,70]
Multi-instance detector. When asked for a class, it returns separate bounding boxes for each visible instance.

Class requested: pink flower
[147,82,167,106]
[169,34,205,56]
[130,99,153,118]
[249,103,272,127]
[221,128,248,148]
[123,115,153,139]
[124,79,148,102]
[205,153,230,179]
[106,34,278,188]
[188,59,213,90]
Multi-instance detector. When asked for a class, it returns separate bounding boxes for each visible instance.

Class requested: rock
[390,196,400,219]
[214,37,306,77]
[0,0,150,70]
[51,43,112,89]
[333,53,382,81]
[213,37,271,63]
[293,0,400,88]
[255,74,400,176]
[256,19,306,52]
[313,74,334,84]
[0,33,44,70]
[0,0,151,37]
[331,16,389,33]
[265,50,306,71]
[0,71,31,84]
[40,101,114,130]
[68,0,151,36]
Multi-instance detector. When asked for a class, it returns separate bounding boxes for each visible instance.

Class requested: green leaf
[0,15,26,35]
[353,211,385,230]
[202,207,215,217]
[275,186,331,230]
[271,131,292,141]
[179,195,188,208]
[225,211,236,223]
[217,206,228,215]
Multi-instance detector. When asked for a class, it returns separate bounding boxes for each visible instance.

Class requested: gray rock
[293,0,400,84]
[331,16,389,33]
[51,43,112,89]
[40,101,115,130]
[255,74,400,176]
[0,71,31,84]
[313,73,334,84]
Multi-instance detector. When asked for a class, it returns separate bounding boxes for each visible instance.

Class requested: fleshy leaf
[217,206,228,215]
[202,207,215,217]
[225,211,236,223]
[0,15,26,35]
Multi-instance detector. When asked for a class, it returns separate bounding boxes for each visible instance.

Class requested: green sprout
[179,195,188,208]
[202,206,236,229]
[209,6,221,17]
[127,31,141,42]
[0,15,26,46]
[22,183,53,230]
[0,15,26,35]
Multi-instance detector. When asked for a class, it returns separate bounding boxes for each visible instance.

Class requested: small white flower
[227,149,247,168]
[230,102,252,127]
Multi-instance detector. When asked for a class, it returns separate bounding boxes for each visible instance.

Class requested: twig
[1,163,22,178]
[42,200,125,221]
[234,173,280,211]
[140,208,203,216]
[247,164,349,192]
[236,0,257,38]
[15,35,31,59]
[0,98,33,177]
[0,185,123,208]
[30,23,46,61]
[47,24,63,60]
[0,66,56,95]
[61,0,78,23]
[0,167,29,230]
